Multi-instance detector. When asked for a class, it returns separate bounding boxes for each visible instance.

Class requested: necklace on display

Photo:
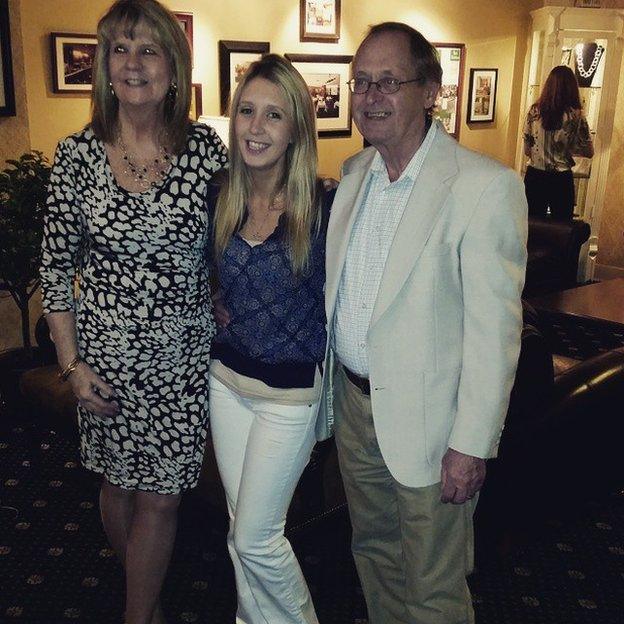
[117,136,171,191]
[575,44,604,79]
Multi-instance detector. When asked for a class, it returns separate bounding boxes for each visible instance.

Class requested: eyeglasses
[347,76,425,94]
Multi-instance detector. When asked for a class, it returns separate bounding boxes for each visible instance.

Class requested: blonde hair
[90,0,192,153]
[213,54,320,275]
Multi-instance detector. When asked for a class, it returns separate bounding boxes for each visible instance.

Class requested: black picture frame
[0,0,16,116]
[300,0,341,43]
[218,40,270,115]
[467,68,498,123]
[50,32,98,94]
[285,53,352,137]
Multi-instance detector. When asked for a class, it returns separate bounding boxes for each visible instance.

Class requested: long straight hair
[90,0,192,153]
[536,65,582,131]
[213,54,320,275]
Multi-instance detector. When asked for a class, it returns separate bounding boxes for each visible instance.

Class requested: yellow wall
[1,0,534,351]
[598,51,624,270]
[17,0,532,176]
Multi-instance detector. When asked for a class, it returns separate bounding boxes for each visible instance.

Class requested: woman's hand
[68,362,120,418]
[212,289,231,328]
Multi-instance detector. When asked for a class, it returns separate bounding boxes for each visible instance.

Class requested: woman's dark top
[211,187,335,389]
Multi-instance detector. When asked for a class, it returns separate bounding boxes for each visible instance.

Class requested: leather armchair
[523,217,591,297]
[474,303,624,557]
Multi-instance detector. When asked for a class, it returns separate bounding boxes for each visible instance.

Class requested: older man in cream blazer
[318,22,527,624]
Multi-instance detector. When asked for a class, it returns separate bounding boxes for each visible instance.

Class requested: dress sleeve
[39,137,87,314]
[198,124,229,177]
[522,107,535,156]
[572,110,594,158]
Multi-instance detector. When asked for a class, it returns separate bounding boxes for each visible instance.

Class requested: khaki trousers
[334,367,476,624]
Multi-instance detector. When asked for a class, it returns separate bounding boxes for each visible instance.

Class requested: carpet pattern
[1,423,624,623]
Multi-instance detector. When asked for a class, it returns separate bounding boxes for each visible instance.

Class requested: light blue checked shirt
[333,121,437,377]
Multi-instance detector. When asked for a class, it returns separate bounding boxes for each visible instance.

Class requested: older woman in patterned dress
[39,1,226,623]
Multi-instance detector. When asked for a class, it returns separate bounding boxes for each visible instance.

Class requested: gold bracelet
[59,355,82,381]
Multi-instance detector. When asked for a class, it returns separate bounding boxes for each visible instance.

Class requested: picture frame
[285,53,352,137]
[467,68,498,123]
[173,12,193,61]
[50,32,97,94]
[432,43,465,138]
[218,40,270,115]
[190,83,202,120]
[0,0,16,116]
[300,0,340,43]
[574,0,603,7]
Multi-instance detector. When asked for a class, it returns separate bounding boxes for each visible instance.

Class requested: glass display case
[517,5,624,281]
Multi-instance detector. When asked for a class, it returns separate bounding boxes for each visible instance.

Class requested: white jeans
[209,375,320,624]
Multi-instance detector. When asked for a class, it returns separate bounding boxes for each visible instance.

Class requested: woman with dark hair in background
[523,65,594,220]
[208,54,334,624]
[39,1,227,622]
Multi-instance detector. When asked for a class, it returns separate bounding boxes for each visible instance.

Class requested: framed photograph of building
[190,83,202,120]
[50,32,97,94]
[300,0,340,43]
[0,0,16,116]
[173,12,193,61]
[218,40,270,115]
[433,43,465,138]
[467,68,498,123]
[285,53,352,137]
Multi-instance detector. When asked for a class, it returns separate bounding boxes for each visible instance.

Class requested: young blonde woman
[208,54,335,624]
[523,65,594,220]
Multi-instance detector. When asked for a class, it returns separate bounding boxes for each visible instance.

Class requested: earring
[109,81,116,97]
[168,82,178,99]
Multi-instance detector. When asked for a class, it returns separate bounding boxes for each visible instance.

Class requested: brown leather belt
[343,366,371,396]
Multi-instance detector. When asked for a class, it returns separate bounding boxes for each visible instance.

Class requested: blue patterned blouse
[210,187,335,389]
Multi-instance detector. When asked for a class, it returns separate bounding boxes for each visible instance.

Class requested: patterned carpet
[1,309,624,623]
[2,423,624,623]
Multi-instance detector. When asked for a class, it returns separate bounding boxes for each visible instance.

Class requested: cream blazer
[315,123,528,488]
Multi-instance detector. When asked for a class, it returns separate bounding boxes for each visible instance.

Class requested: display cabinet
[516,5,624,281]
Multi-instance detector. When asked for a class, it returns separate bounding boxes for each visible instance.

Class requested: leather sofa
[523,217,591,297]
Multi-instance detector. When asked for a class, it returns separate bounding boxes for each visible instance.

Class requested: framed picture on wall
[433,43,465,138]
[0,0,16,116]
[218,40,270,115]
[50,32,97,94]
[173,12,193,61]
[190,83,202,120]
[285,53,352,137]
[467,68,498,123]
[300,0,340,43]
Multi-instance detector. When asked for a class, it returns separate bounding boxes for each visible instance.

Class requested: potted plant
[0,151,51,416]
[0,150,51,354]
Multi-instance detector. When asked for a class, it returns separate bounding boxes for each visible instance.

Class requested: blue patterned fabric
[210,187,335,389]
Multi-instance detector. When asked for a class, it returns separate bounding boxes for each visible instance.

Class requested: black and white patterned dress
[40,123,228,494]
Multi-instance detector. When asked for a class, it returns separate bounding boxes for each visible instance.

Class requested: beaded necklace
[117,137,171,191]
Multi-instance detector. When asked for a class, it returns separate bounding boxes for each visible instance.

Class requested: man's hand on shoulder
[440,448,486,504]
